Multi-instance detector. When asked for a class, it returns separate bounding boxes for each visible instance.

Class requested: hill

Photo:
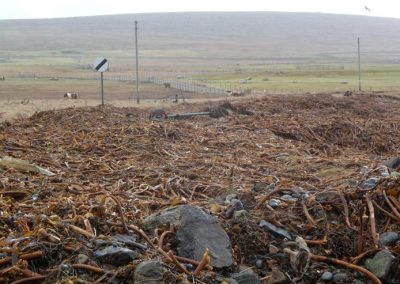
[1,12,400,62]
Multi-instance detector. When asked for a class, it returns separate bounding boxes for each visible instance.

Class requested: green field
[1,12,400,98]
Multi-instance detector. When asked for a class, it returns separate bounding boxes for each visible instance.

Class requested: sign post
[94,57,109,105]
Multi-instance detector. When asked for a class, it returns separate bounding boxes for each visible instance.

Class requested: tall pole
[135,20,140,104]
[101,72,104,105]
[358,37,361,91]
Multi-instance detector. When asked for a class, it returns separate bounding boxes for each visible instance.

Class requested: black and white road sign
[94,57,109,72]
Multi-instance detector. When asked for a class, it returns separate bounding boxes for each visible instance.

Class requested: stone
[320,271,333,281]
[225,194,238,204]
[280,194,297,202]
[384,157,400,170]
[112,234,147,250]
[230,268,261,284]
[225,199,244,218]
[364,250,398,281]
[76,254,89,264]
[142,205,233,268]
[269,244,280,254]
[265,269,287,284]
[379,232,399,247]
[94,246,138,266]
[332,272,350,282]
[134,261,164,284]
[269,199,281,208]
[255,259,264,269]
[259,220,292,240]
[360,177,379,191]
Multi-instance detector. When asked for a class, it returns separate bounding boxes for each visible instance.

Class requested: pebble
[383,156,400,170]
[259,220,292,240]
[332,272,350,282]
[76,254,89,264]
[225,193,238,204]
[134,261,164,284]
[268,244,280,254]
[225,199,244,218]
[269,199,281,208]
[280,194,297,202]
[320,271,333,281]
[379,232,399,247]
[255,259,263,269]
[364,250,397,281]
[94,246,138,266]
[360,177,379,190]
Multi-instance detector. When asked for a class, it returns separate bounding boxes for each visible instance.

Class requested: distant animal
[0,76,5,81]
[344,91,353,97]
[64,93,78,99]
[163,82,171,88]
[227,91,245,97]
[364,5,371,12]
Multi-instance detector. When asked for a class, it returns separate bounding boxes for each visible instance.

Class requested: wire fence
[147,77,227,95]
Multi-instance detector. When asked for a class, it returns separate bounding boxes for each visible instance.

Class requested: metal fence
[147,77,227,95]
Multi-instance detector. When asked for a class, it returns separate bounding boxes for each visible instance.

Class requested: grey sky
[1,0,399,20]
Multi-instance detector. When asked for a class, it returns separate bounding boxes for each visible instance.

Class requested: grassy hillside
[1,12,400,62]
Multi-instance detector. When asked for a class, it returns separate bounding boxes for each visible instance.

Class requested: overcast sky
[1,0,400,20]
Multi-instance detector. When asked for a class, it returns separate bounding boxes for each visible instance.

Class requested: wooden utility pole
[135,20,140,104]
[358,37,362,91]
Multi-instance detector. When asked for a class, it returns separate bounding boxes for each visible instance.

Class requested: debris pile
[1,93,400,283]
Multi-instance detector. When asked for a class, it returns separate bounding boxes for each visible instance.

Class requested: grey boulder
[142,205,233,268]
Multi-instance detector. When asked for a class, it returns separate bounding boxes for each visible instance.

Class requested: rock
[259,220,292,240]
[332,272,350,282]
[364,250,398,281]
[265,269,287,284]
[269,244,280,254]
[280,194,297,202]
[255,259,263,269]
[134,261,164,284]
[143,205,233,268]
[231,268,261,284]
[112,234,147,250]
[76,254,89,264]
[321,271,333,281]
[384,157,400,170]
[225,199,244,218]
[225,194,238,204]
[379,232,399,247]
[94,246,138,266]
[269,199,281,208]
[228,279,239,284]
[360,177,379,190]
